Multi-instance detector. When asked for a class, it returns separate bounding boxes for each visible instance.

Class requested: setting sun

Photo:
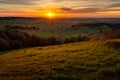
[44,12,56,18]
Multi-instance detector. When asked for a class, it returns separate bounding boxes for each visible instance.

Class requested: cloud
[59,6,120,13]
[0,0,120,16]
[79,8,101,13]
[0,0,35,5]
[59,7,101,13]
[108,3,120,8]
[60,7,72,11]
[56,0,120,13]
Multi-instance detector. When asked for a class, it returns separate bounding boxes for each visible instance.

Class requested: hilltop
[0,39,120,80]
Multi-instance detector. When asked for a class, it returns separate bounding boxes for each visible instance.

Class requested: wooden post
[100,27,102,40]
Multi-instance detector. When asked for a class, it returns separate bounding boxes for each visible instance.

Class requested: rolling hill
[1,17,120,39]
[0,39,120,80]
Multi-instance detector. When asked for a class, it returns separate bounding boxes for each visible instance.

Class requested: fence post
[100,27,103,40]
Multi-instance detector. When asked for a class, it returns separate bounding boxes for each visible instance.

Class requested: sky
[0,0,120,18]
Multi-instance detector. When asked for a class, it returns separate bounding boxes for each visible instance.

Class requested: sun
[44,11,56,18]
[47,12,55,17]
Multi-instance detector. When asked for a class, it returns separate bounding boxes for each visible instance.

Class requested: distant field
[0,39,120,80]
[0,18,80,29]
[19,27,111,39]
[0,17,119,38]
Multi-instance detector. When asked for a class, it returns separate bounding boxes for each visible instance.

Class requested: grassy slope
[0,39,120,80]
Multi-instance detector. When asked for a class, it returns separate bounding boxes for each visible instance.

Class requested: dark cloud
[59,7,102,13]
[59,6,120,13]
[0,0,120,14]
[0,0,35,5]
[108,3,120,8]
[79,8,101,13]
[60,7,72,11]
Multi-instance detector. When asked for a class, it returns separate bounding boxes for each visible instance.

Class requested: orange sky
[0,0,120,18]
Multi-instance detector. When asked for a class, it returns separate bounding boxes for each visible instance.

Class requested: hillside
[0,39,120,80]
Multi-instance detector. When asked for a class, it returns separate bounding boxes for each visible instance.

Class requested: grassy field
[0,18,113,39]
[18,26,111,39]
[0,39,120,80]
[0,18,80,29]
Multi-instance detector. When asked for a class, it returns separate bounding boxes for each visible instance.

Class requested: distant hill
[0,17,38,20]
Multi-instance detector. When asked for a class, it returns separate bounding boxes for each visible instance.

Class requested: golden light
[44,11,56,18]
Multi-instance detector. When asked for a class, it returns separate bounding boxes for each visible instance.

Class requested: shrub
[104,29,120,39]
[29,35,44,46]
[10,40,24,49]
[64,35,89,43]
[0,37,10,51]
[78,35,89,41]
[64,38,70,43]
[47,36,63,45]
[0,30,9,40]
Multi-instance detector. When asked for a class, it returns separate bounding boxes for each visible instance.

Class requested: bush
[0,37,10,51]
[64,35,89,43]
[0,30,9,40]
[78,35,89,41]
[30,36,46,46]
[10,40,24,49]
[104,29,120,39]
[47,36,63,45]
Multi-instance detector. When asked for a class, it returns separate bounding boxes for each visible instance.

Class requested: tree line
[72,23,120,29]
[0,29,89,51]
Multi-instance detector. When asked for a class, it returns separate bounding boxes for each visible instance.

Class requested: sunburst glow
[0,0,120,17]
[44,12,56,18]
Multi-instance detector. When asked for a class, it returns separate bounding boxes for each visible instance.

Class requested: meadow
[0,17,118,38]
[0,39,120,80]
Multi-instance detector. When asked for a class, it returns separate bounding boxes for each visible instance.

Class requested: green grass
[18,27,111,39]
[0,39,120,80]
[19,30,58,38]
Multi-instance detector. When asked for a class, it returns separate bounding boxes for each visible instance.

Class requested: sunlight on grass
[0,39,120,80]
